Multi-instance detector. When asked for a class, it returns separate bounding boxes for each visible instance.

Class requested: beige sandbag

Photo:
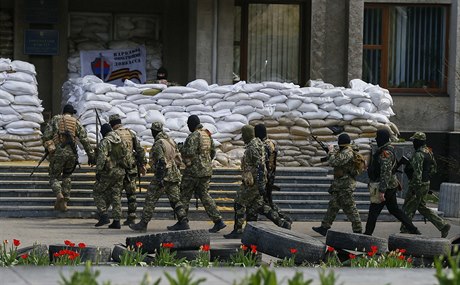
[278,117,295,126]
[6,149,27,156]
[351,119,371,127]
[0,150,8,157]
[301,145,318,152]
[279,145,300,151]
[297,159,311,166]
[220,142,236,153]
[250,119,264,125]
[28,151,44,157]
[3,141,24,150]
[0,134,22,142]
[315,149,328,157]
[277,156,295,162]
[263,119,279,127]
[290,126,310,136]
[309,157,324,164]
[289,134,307,141]
[292,140,310,146]
[232,140,245,146]
[215,154,229,166]
[294,118,309,127]
[314,135,337,142]
[282,150,302,156]
[24,140,44,147]
[344,125,363,134]
[388,121,400,136]
[9,155,26,161]
[311,127,333,136]
[26,155,43,161]
[267,126,289,134]
[27,146,44,152]
[283,161,301,167]
[324,119,341,126]
[20,134,42,142]
[359,125,377,133]
[359,132,377,138]
[348,133,359,140]
[308,119,327,128]
[268,133,289,140]
[300,149,315,156]
[277,139,294,146]
[227,148,245,159]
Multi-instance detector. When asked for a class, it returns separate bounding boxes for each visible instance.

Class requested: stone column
[448,0,460,131]
[347,0,363,83]
[310,0,327,81]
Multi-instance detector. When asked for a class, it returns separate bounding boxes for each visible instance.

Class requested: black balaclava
[413,139,425,150]
[100,123,112,138]
[338,133,351,150]
[157,67,168,80]
[242,125,255,145]
[376,129,390,147]
[187,115,200,132]
[63,104,77,115]
[254,124,267,140]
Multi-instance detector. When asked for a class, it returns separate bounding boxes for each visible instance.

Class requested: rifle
[30,150,49,177]
[393,155,410,174]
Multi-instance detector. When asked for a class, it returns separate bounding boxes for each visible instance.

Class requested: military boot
[441,224,451,238]
[280,220,292,230]
[95,214,110,227]
[167,219,190,231]
[129,220,148,232]
[108,220,121,229]
[312,226,328,237]
[63,201,68,212]
[55,193,65,211]
[223,229,243,239]
[123,216,136,226]
[209,220,227,233]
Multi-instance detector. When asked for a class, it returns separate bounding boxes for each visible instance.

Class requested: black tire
[111,244,154,264]
[388,234,451,258]
[326,230,388,253]
[210,243,240,262]
[241,222,325,264]
[126,229,210,254]
[172,249,209,262]
[411,256,434,268]
[48,244,112,263]
[17,244,48,257]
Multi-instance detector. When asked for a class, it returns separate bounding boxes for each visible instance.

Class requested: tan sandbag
[220,142,236,153]
[297,159,311,166]
[324,119,341,126]
[278,117,295,126]
[283,161,301,167]
[344,125,363,134]
[26,155,43,161]
[290,126,310,136]
[315,150,328,157]
[292,140,310,146]
[359,125,377,133]
[267,133,289,140]
[6,149,27,156]
[359,132,377,138]
[348,133,359,140]
[351,119,371,127]
[215,154,229,166]
[226,148,245,159]
[263,119,279,127]
[267,126,289,134]
[300,149,315,156]
[232,140,245,146]
[24,140,43,147]
[282,150,302,156]
[311,127,333,136]
[0,150,8,157]
[28,151,44,157]
[388,121,400,136]
[21,134,42,142]
[301,145,318,152]
[315,135,337,142]
[277,140,294,146]
[277,156,295,162]
[27,146,45,152]
[3,141,24,150]
[279,145,300,151]
[289,135,307,141]
[0,134,22,142]
[308,119,327,128]
[294,118,309,127]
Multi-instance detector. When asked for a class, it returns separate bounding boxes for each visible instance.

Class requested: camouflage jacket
[263,138,278,178]
[181,124,215,177]
[96,131,127,176]
[328,145,356,191]
[149,131,181,183]
[242,137,267,186]
[113,125,146,174]
[42,114,94,156]
[409,145,437,186]
[376,143,399,192]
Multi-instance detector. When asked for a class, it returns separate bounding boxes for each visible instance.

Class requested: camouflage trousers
[233,184,286,231]
[321,189,362,233]
[123,173,137,219]
[401,182,447,232]
[141,180,187,223]
[48,147,77,201]
[93,172,123,220]
[180,175,222,222]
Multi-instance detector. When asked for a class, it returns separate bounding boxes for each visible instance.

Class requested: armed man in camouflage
[224,125,290,239]
[401,132,451,238]
[254,124,292,225]
[42,104,95,212]
[364,129,420,236]
[93,124,128,229]
[312,133,362,236]
[109,114,147,226]
[177,115,226,233]
[130,122,189,232]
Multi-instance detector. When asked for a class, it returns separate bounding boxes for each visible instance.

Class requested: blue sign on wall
[24,30,59,55]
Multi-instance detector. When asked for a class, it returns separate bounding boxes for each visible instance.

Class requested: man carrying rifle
[254,124,292,227]
[42,104,95,212]
[364,129,420,236]
[109,114,147,226]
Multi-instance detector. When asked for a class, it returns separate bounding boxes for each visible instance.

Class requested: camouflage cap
[410,132,426,141]
[108,114,121,123]
[151,121,163,132]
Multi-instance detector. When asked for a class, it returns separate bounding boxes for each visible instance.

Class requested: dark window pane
[363,7,382,45]
[363,49,381,85]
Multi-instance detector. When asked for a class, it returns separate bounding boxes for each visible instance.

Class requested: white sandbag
[124,111,147,125]
[162,86,197,94]
[301,110,328,120]
[344,89,370,99]
[298,103,318,112]
[186,104,213,112]
[199,115,216,124]
[4,71,37,84]
[124,79,166,90]
[213,101,235,111]
[224,114,248,124]
[162,106,186,113]
[280,88,303,96]
[186,79,209,91]
[182,91,207,99]
[204,98,222,106]
[359,102,377,113]
[247,111,265,121]
[248,91,271,101]
[275,103,289,112]
[349,79,370,91]
[7,128,39,135]
[11,104,44,113]
[133,98,157,105]
[0,99,10,106]
[333,96,352,106]
[259,88,281,96]
[84,92,112,102]
[86,83,116,94]
[126,94,148,101]
[202,92,224,100]
[343,114,358,121]
[21,112,44,123]
[11,60,36,75]
[299,87,323,96]
[0,58,12,72]
[367,112,390,124]
[171,98,202,106]
[263,81,294,89]
[225,92,250,102]
[169,131,188,139]
[226,148,245,159]
[337,104,365,116]
[144,110,165,124]
[233,105,254,115]
[14,95,42,106]
[124,124,147,134]
[286,99,303,110]
[115,86,140,95]
[0,114,21,126]
[236,99,264,109]
[377,98,392,110]
[241,83,264,93]
[79,101,112,112]
[0,89,14,102]
[266,95,287,104]
[319,102,336,112]
[202,123,218,134]
[351,97,372,105]
[0,80,38,95]
[157,99,173,106]
[327,110,343,120]
[216,121,245,133]
[164,112,189,120]
[0,106,20,116]
[311,96,333,105]
[105,92,127,100]
[139,104,162,111]
[322,89,344,98]
[165,117,187,131]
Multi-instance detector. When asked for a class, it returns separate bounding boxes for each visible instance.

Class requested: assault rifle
[312,135,330,162]
[393,155,410,174]
[30,150,49,177]
[62,117,81,170]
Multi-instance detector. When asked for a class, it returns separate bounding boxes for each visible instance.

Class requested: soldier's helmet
[151,121,163,132]
[109,114,122,127]
[410,132,426,141]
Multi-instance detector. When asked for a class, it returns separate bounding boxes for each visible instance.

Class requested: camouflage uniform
[320,145,362,233]
[364,142,419,235]
[233,137,287,231]
[401,133,450,236]
[42,113,94,208]
[93,130,127,220]
[140,131,187,224]
[180,124,222,222]
[110,115,147,221]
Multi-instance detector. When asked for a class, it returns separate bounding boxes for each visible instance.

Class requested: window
[234,1,309,85]
[363,4,448,93]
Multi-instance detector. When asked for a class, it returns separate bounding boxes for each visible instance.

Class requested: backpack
[350,150,367,177]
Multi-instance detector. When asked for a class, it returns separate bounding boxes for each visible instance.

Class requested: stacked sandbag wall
[0,59,45,161]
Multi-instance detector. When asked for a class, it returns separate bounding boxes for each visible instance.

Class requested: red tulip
[327,246,335,252]
[78,243,86,249]
[13,239,20,247]
[290,248,298,254]
[201,244,210,252]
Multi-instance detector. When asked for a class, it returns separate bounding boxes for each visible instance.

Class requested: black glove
[87,152,96,166]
